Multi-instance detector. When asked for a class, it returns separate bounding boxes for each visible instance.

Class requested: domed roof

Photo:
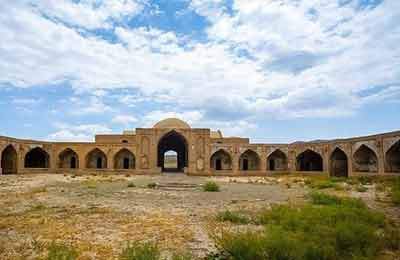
[153,118,191,129]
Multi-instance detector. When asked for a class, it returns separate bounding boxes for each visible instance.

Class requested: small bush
[171,252,193,260]
[147,182,157,189]
[216,210,250,224]
[356,185,368,192]
[46,242,78,260]
[203,181,220,192]
[390,178,400,205]
[310,192,366,208]
[311,180,337,189]
[127,182,136,188]
[119,242,160,260]
[358,175,374,185]
[213,193,395,260]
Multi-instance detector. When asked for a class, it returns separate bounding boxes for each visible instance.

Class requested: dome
[153,118,191,129]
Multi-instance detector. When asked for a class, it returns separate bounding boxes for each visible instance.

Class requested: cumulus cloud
[112,114,138,126]
[0,0,399,139]
[48,123,112,141]
[32,0,144,29]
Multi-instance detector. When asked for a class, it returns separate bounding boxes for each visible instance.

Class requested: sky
[0,0,399,143]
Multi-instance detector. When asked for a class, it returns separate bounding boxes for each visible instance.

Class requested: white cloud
[112,114,138,125]
[48,123,113,141]
[68,96,113,115]
[32,0,144,29]
[0,0,399,127]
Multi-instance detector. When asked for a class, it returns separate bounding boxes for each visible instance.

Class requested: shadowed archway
[86,148,107,169]
[210,149,232,171]
[1,145,18,174]
[296,149,323,171]
[353,145,378,173]
[386,140,400,173]
[330,148,348,177]
[239,149,260,171]
[157,131,188,172]
[114,148,135,169]
[25,147,50,168]
[59,148,79,169]
[267,149,288,171]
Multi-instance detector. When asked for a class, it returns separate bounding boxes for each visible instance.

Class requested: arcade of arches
[0,118,399,176]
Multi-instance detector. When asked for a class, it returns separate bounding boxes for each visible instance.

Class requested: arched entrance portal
[157,131,188,172]
[1,145,18,174]
[330,148,348,177]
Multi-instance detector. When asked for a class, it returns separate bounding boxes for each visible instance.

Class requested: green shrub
[358,175,374,185]
[390,178,400,205]
[356,185,368,192]
[311,180,337,190]
[171,252,193,260]
[203,181,220,192]
[46,242,78,260]
[213,193,394,260]
[216,210,250,224]
[119,242,160,260]
[309,192,366,208]
[127,182,136,188]
[147,182,157,189]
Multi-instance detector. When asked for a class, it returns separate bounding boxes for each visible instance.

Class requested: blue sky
[0,0,399,143]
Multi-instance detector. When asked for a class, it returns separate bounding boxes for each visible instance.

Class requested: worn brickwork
[1,118,399,177]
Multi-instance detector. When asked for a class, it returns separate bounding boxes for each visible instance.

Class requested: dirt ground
[0,173,397,259]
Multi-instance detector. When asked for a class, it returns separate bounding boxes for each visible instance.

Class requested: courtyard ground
[0,173,399,259]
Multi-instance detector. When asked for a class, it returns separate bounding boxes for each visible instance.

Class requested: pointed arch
[157,130,188,172]
[267,149,288,171]
[210,149,232,171]
[58,148,79,169]
[353,144,378,173]
[1,145,18,174]
[296,149,323,171]
[385,140,400,173]
[24,147,50,168]
[114,148,135,169]
[239,149,260,171]
[86,148,107,169]
[330,148,348,177]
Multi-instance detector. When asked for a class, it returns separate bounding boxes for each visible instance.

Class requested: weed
[390,178,400,205]
[356,185,368,192]
[212,193,396,260]
[203,181,220,192]
[216,210,251,224]
[119,241,160,260]
[46,242,78,260]
[147,182,157,189]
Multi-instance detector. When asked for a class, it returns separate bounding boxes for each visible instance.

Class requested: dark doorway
[24,147,50,168]
[296,150,323,171]
[330,148,348,177]
[70,157,77,169]
[1,145,17,174]
[59,148,79,169]
[123,158,130,169]
[86,148,107,169]
[385,140,400,173]
[96,158,102,169]
[157,131,188,172]
[269,159,275,171]
[114,148,135,170]
[216,159,222,170]
[353,145,378,172]
[243,159,249,171]
[210,149,232,171]
[267,149,288,171]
